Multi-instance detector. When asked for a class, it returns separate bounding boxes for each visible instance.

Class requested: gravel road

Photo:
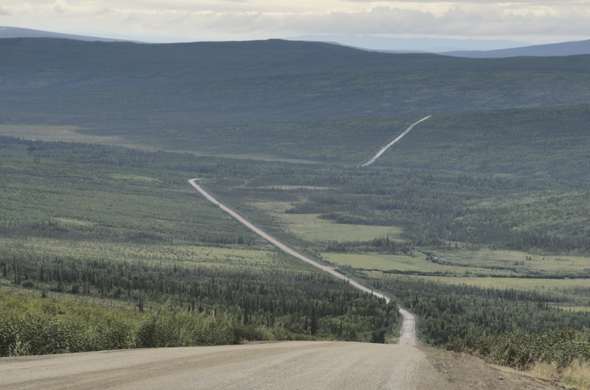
[0,342,447,390]
[360,115,432,167]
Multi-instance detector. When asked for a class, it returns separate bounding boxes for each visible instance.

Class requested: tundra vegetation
[1,39,590,387]
[0,138,399,356]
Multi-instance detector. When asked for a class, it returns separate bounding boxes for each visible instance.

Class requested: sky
[1,1,589,50]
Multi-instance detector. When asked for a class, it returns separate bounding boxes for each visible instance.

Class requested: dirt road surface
[0,342,559,390]
[0,342,447,390]
[398,308,417,346]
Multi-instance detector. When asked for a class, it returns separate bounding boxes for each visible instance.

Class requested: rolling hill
[0,26,116,41]
[1,37,590,184]
[447,38,590,58]
[1,35,590,389]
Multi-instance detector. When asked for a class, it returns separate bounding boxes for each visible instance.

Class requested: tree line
[0,253,399,357]
[371,277,590,369]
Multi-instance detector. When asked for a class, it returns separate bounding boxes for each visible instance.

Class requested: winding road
[0,180,439,390]
[360,115,432,167]
[2,182,431,389]
[188,178,416,345]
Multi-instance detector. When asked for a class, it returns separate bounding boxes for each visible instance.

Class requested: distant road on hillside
[360,115,431,167]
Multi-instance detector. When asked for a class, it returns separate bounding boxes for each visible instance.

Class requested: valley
[1,37,590,389]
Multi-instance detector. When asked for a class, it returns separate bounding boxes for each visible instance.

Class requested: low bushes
[0,291,137,356]
[0,289,245,356]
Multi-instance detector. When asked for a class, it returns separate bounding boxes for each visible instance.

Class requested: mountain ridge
[1,37,590,171]
[446,38,590,58]
[0,26,118,42]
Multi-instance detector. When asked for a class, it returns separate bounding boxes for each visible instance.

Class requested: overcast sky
[1,0,589,49]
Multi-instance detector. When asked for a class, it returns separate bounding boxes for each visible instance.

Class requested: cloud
[0,0,589,42]
[344,0,590,3]
[176,4,590,38]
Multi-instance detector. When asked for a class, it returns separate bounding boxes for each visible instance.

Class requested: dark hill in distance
[1,37,590,184]
[447,38,590,58]
[0,26,117,41]
[2,38,589,123]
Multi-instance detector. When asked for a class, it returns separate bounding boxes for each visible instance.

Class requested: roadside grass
[252,201,404,243]
[562,361,590,390]
[529,360,590,390]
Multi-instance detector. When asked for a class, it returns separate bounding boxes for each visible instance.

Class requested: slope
[0,26,116,41]
[447,38,590,58]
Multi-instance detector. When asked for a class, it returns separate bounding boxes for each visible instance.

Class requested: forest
[2,135,590,253]
[371,277,590,369]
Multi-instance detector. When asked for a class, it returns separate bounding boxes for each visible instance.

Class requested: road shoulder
[422,346,562,390]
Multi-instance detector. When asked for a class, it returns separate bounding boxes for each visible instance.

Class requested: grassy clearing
[0,237,295,271]
[0,124,318,164]
[0,124,125,145]
[433,247,590,275]
[255,185,332,191]
[324,252,509,275]
[394,275,590,291]
[50,217,96,228]
[253,201,403,243]
[109,174,161,184]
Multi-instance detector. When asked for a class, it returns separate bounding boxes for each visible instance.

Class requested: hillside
[1,38,590,243]
[447,38,590,58]
[1,38,590,176]
[1,36,590,388]
[0,26,115,41]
